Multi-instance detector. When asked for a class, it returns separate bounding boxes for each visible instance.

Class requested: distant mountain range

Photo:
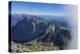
[11,14,68,27]
[11,14,71,49]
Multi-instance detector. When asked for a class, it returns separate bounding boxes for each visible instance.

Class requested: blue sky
[10,1,74,16]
